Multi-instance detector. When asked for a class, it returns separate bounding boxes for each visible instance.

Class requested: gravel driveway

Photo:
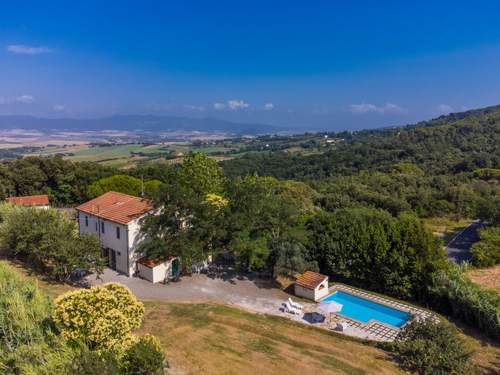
[87,268,305,316]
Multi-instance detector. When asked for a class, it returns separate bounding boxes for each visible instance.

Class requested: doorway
[110,249,117,270]
[172,258,180,277]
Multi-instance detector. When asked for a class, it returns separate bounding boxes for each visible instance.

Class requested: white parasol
[317,301,343,316]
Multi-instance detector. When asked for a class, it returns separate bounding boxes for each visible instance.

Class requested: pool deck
[305,284,438,342]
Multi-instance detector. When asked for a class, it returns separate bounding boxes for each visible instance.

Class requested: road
[445,221,482,263]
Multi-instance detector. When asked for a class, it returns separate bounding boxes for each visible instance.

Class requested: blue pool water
[322,291,410,328]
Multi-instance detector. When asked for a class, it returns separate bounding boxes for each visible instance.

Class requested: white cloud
[263,103,274,110]
[16,95,35,104]
[184,104,205,111]
[227,99,249,110]
[7,44,53,55]
[214,99,250,111]
[53,104,65,111]
[436,104,454,114]
[349,102,406,114]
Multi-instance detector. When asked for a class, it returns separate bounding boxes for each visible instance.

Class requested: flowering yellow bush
[53,283,144,352]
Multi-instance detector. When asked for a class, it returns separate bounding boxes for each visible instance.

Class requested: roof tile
[296,271,328,290]
[7,194,49,206]
[76,191,153,224]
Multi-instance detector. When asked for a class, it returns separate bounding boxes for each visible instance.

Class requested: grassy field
[467,265,500,292]
[26,142,238,168]
[5,258,500,374]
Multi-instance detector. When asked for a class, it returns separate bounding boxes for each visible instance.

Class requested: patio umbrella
[317,301,343,316]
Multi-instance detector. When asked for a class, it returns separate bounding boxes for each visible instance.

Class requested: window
[116,226,121,239]
[85,216,88,227]
[95,222,98,231]
[101,221,105,234]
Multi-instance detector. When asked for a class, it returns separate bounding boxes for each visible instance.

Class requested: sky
[1,1,500,131]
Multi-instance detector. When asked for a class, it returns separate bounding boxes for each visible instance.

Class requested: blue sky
[2,1,500,130]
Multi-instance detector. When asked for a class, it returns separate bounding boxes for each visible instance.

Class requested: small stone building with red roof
[7,194,50,209]
[76,191,156,277]
[294,270,329,301]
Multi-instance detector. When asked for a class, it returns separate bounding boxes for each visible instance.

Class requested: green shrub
[121,335,166,375]
[391,319,476,375]
[471,226,500,267]
[0,261,52,352]
[67,344,121,375]
[426,266,500,341]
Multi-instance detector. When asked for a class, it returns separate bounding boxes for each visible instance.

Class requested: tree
[53,283,145,352]
[0,206,104,281]
[88,174,142,197]
[231,232,269,271]
[177,152,225,196]
[471,226,500,267]
[391,319,476,375]
[140,153,227,269]
[306,208,445,298]
[269,236,318,278]
[477,196,500,225]
[226,176,303,272]
[121,335,166,375]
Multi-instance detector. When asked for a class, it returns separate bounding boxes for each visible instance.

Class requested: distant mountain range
[0,115,281,135]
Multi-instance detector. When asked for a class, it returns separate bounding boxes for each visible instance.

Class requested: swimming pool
[322,291,410,328]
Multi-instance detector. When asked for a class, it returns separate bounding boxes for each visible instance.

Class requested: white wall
[294,278,329,301]
[294,284,316,301]
[137,263,154,282]
[138,260,173,283]
[78,212,130,275]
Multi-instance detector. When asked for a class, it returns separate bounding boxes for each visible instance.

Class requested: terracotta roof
[7,194,49,207]
[76,191,153,224]
[137,256,173,268]
[295,271,328,290]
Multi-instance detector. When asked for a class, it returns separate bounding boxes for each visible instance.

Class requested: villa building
[7,194,50,209]
[76,191,155,277]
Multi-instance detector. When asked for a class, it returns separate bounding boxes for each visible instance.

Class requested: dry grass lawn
[467,265,500,292]
[139,301,402,375]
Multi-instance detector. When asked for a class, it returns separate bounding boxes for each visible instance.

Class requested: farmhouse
[294,271,329,301]
[76,191,155,277]
[7,194,50,209]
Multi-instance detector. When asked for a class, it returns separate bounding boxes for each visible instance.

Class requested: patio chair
[288,297,303,310]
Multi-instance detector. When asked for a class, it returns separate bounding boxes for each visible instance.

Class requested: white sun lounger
[288,297,303,310]
[283,301,300,315]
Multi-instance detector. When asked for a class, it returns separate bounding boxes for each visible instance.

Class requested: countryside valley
[0,105,499,374]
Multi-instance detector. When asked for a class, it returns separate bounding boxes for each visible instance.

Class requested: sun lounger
[288,297,303,310]
[282,301,300,315]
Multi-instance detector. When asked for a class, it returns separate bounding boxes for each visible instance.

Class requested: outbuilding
[294,271,329,301]
[7,194,50,209]
[137,256,180,283]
